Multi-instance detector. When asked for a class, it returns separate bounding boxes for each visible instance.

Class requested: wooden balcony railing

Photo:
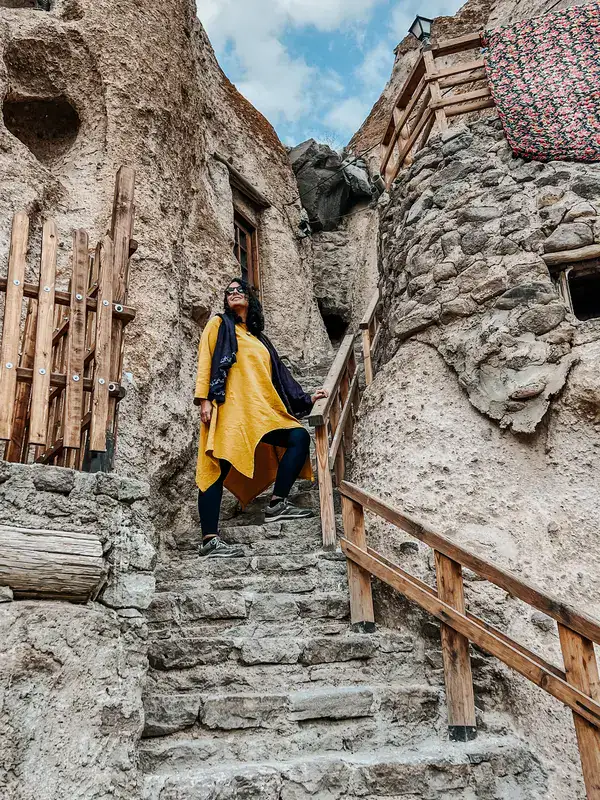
[379,31,495,188]
[0,167,136,469]
[340,481,600,796]
[310,290,381,546]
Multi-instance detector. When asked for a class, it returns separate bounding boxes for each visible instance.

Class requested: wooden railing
[359,290,381,386]
[0,167,136,469]
[379,31,495,188]
[340,481,600,796]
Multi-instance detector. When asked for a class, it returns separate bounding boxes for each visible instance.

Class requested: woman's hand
[311,388,329,404]
[200,399,213,425]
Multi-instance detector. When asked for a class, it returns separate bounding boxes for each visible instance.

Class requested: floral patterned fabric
[482,3,600,161]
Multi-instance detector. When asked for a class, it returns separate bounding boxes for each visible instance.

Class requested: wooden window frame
[233,209,260,294]
[552,258,600,322]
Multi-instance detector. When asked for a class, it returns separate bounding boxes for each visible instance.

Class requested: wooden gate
[0,167,137,469]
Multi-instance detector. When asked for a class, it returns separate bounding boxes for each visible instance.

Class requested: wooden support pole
[90,236,114,452]
[63,230,88,448]
[315,423,336,549]
[435,551,477,741]
[5,299,37,461]
[341,496,375,632]
[558,625,600,799]
[29,220,58,446]
[0,212,29,441]
[362,329,374,385]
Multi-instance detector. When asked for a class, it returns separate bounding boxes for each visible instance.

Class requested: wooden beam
[90,237,113,452]
[391,55,427,122]
[431,87,491,110]
[15,367,122,396]
[559,625,600,799]
[435,552,477,741]
[5,299,37,462]
[0,277,135,323]
[0,212,29,441]
[362,329,374,385]
[0,524,104,601]
[445,97,495,118]
[381,76,427,175]
[543,244,600,267]
[439,69,487,90]
[341,498,375,631]
[315,424,336,549]
[308,333,356,426]
[391,105,434,184]
[63,230,88,449]
[432,30,482,58]
[329,373,359,467]
[430,58,485,81]
[342,540,600,729]
[339,482,600,645]
[423,49,448,135]
[29,220,58,445]
[359,290,380,330]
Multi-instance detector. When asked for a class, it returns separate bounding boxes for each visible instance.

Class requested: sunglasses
[226,286,247,297]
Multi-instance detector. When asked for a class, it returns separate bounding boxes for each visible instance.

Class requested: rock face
[376,119,600,432]
[289,139,373,231]
[0,0,331,535]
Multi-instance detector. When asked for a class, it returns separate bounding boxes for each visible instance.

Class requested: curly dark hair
[223,277,265,336]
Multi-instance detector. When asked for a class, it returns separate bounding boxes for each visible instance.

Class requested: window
[233,211,259,289]
[554,258,600,322]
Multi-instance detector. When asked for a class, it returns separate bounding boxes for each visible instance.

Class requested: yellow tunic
[195,315,312,507]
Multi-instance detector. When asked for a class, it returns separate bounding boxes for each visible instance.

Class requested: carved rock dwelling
[1,0,600,798]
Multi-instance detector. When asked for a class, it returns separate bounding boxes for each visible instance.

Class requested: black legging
[198,427,310,537]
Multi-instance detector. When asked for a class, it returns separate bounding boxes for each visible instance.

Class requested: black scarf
[208,313,313,419]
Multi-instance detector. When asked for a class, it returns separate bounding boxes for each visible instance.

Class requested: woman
[194,278,328,558]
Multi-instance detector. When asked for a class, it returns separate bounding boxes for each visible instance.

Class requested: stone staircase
[140,508,546,799]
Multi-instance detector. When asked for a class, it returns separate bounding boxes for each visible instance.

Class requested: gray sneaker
[264,498,314,523]
[200,536,245,558]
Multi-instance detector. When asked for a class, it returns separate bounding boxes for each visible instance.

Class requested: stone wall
[349,117,600,798]
[0,462,156,799]
[0,0,330,531]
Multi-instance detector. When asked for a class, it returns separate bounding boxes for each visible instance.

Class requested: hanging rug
[482,2,600,161]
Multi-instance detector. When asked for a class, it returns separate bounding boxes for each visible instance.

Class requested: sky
[196,0,462,151]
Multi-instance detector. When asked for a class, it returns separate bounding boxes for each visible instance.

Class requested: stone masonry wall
[0,462,156,799]
[350,117,600,798]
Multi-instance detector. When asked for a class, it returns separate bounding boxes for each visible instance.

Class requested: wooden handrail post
[314,423,336,548]
[435,551,477,741]
[341,496,375,633]
[558,625,600,799]
[362,328,373,385]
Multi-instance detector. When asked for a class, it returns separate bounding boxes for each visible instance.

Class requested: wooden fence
[380,31,495,188]
[0,167,136,469]
[340,481,600,797]
[310,290,381,547]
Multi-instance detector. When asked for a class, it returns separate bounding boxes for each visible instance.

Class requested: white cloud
[325,97,372,134]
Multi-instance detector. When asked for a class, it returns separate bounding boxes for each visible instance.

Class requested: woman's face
[226,281,249,314]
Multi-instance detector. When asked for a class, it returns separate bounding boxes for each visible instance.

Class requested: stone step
[167,520,325,554]
[141,737,545,799]
[156,553,347,594]
[140,684,443,761]
[147,630,413,672]
[147,589,350,632]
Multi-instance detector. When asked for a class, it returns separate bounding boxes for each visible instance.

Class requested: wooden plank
[111,165,136,239]
[391,55,427,125]
[340,481,600,645]
[16,367,122,395]
[381,76,427,175]
[0,278,135,323]
[432,30,482,57]
[308,333,356,426]
[435,552,477,741]
[431,58,485,81]
[63,230,88,448]
[330,373,359,466]
[0,212,29,441]
[341,497,375,630]
[416,112,436,155]
[315,424,336,548]
[439,68,487,90]
[359,290,380,330]
[423,49,448,134]
[543,244,600,267]
[29,220,58,446]
[432,87,491,110]
[445,96,495,117]
[366,544,566,681]
[329,393,344,485]
[390,102,434,185]
[559,625,600,799]
[362,329,374,385]
[90,236,114,451]
[0,524,103,600]
[5,298,37,462]
[342,540,600,729]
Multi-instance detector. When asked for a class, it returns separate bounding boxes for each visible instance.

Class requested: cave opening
[568,268,600,321]
[3,96,80,164]
[320,311,348,345]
